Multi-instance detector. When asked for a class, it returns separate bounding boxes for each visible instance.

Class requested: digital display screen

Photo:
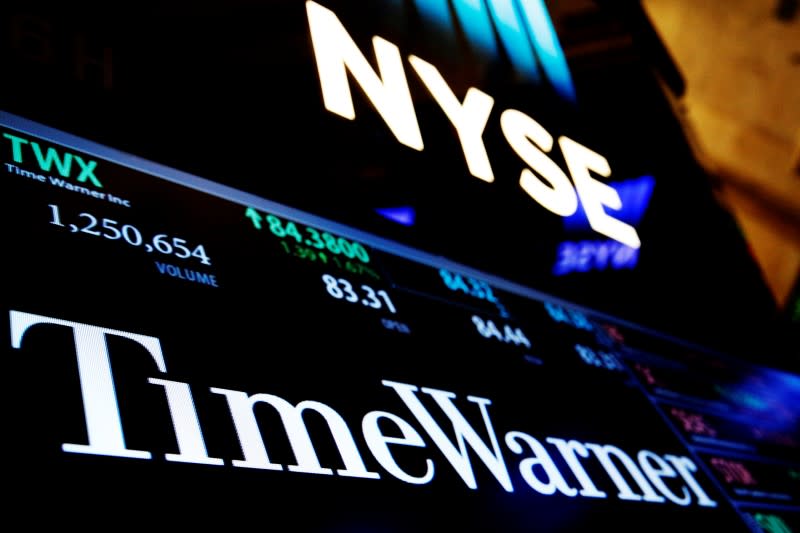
[2,0,797,530]
[2,0,787,364]
[3,112,798,531]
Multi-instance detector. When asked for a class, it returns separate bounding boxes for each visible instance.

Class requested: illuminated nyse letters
[305,2,423,151]
[560,137,641,248]
[10,310,717,508]
[304,1,641,249]
[408,55,496,183]
[500,109,578,217]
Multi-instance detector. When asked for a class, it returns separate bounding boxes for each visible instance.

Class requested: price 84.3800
[48,204,211,265]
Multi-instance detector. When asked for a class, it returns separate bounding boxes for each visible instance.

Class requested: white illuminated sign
[305,1,641,249]
[11,309,717,507]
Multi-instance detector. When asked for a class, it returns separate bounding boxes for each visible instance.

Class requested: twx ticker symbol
[412,0,576,101]
[3,132,102,187]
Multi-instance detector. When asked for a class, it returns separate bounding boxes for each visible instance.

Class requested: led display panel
[2,0,797,531]
[2,111,798,532]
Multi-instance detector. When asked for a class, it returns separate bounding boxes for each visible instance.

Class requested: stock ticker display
[1,0,797,531]
[3,113,798,532]
[2,0,786,361]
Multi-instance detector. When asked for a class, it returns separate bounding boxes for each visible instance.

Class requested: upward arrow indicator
[245,207,262,230]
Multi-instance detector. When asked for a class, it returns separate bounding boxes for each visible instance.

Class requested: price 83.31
[48,204,211,265]
[322,274,396,313]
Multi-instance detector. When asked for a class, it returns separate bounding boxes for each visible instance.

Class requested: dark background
[2,3,798,530]
[2,133,758,531]
[0,0,794,369]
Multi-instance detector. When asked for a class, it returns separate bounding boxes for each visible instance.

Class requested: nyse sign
[306,1,642,249]
[410,0,576,100]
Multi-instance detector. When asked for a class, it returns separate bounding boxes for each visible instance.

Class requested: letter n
[306,0,424,150]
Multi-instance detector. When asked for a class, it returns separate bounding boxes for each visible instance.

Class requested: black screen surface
[0,0,788,361]
[1,0,797,530]
[2,112,798,532]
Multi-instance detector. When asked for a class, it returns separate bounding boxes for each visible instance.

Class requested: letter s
[500,109,578,217]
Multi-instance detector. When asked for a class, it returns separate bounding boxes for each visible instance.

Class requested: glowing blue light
[376,206,416,226]
[485,0,540,82]
[516,0,576,101]
[564,175,655,233]
[450,0,499,57]
[410,0,576,101]
[412,0,456,31]
[553,240,639,276]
